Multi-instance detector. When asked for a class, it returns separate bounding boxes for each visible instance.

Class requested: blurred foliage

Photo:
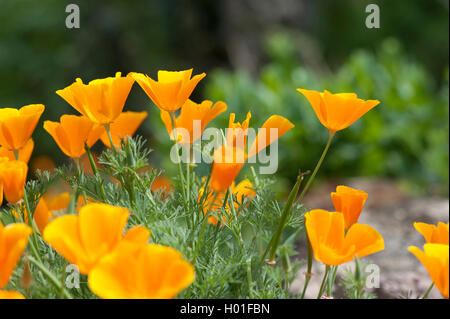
[205,33,449,195]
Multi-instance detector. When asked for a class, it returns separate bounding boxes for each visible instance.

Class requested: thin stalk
[14,150,42,263]
[28,256,72,299]
[295,131,335,204]
[84,144,107,201]
[228,186,244,253]
[300,238,313,298]
[246,258,254,298]
[186,161,192,224]
[104,124,116,153]
[327,266,338,297]
[317,265,330,299]
[263,173,304,263]
[297,131,335,298]
[74,157,88,204]
[169,112,187,205]
[422,282,434,299]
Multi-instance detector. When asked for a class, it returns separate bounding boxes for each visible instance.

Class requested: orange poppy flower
[210,112,294,192]
[160,99,227,144]
[409,244,449,299]
[297,89,379,132]
[43,203,151,274]
[0,159,28,204]
[210,145,245,193]
[0,290,25,299]
[0,221,32,288]
[88,241,195,299]
[305,209,384,266]
[99,111,148,148]
[44,115,105,158]
[331,185,368,229]
[0,104,44,151]
[130,69,206,112]
[203,179,255,225]
[414,222,449,245]
[0,139,34,163]
[56,72,135,125]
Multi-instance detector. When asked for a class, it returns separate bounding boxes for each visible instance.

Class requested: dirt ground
[289,178,449,299]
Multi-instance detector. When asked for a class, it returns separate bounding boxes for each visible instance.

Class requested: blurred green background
[0,0,448,195]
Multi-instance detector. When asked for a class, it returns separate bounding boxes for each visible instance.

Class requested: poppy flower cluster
[1,67,445,301]
[305,186,384,266]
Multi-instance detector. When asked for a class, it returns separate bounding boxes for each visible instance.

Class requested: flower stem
[300,238,313,298]
[169,112,188,209]
[422,282,434,299]
[28,256,73,299]
[14,149,43,265]
[74,157,88,205]
[84,144,107,201]
[105,124,116,152]
[327,265,338,297]
[297,131,335,298]
[261,172,304,264]
[296,131,335,205]
[317,265,330,299]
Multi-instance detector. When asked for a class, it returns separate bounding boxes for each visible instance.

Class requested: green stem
[317,265,330,299]
[28,256,73,299]
[74,158,88,205]
[263,173,304,263]
[246,258,254,298]
[295,131,335,204]
[422,282,434,299]
[300,238,313,298]
[228,186,244,253]
[105,124,116,153]
[297,132,335,298]
[327,266,338,297]
[84,144,107,201]
[18,162,43,264]
[169,112,187,206]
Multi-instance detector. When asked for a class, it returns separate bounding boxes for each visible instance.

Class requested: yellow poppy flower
[56,72,135,125]
[331,185,368,229]
[160,99,227,144]
[0,104,44,151]
[0,160,28,204]
[409,244,449,299]
[44,115,105,158]
[0,290,25,299]
[88,241,195,299]
[0,139,34,163]
[43,203,151,274]
[305,209,384,266]
[99,111,148,148]
[130,69,206,112]
[0,222,32,288]
[297,89,379,132]
[414,222,449,245]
